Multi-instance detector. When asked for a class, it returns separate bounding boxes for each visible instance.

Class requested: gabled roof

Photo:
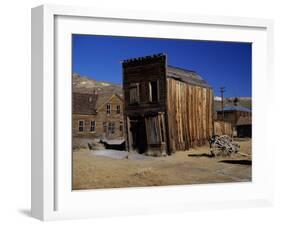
[166,65,211,88]
[72,92,97,115]
[96,93,123,111]
[73,91,123,115]
[217,105,251,112]
[237,116,252,126]
[95,92,114,110]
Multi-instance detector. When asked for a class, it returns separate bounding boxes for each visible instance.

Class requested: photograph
[72,35,252,190]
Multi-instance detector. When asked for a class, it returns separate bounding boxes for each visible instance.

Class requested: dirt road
[73,139,251,190]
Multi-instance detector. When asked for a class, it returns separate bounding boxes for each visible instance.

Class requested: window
[78,120,84,132]
[129,83,139,104]
[106,104,111,115]
[90,120,96,132]
[108,122,115,134]
[103,122,107,133]
[149,80,159,102]
[119,121,123,132]
[116,105,121,114]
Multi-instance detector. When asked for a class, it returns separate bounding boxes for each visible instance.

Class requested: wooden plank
[203,88,207,141]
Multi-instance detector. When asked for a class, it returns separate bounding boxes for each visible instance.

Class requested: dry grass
[72,139,251,190]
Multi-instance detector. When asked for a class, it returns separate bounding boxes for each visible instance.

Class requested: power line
[220,87,225,121]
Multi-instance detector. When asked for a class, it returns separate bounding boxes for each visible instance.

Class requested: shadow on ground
[219,159,252,165]
[188,153,213,158]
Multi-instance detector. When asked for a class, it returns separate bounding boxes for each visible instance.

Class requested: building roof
[217,105,252,112]
[95,92,114,110]
[73,92,123,115]
[122,53,211,88]
[166,65,211,88]
[72,92,97,115]
[236,116,252,126]
[96,93,123,111]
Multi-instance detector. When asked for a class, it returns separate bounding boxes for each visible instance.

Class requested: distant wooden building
[122,53,214,156]
[236,116,252,138]
[216,105,251,138]
[216,105,251,127]
[214,120,233,137]
[72,91,124,139]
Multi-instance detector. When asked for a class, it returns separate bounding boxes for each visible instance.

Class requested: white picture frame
[31,4,274,221]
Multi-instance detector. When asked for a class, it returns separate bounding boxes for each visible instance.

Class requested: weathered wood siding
[216,110,251,127]
[167,78,214,151]
[123,56,167,116]
[214,121,233,137]
[122,55,168,154]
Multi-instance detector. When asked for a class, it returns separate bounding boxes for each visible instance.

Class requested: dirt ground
[72,138,252,190]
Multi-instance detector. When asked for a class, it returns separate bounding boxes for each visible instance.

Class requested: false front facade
[122,53,214,156]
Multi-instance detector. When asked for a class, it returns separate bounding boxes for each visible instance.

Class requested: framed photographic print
[31,4,274,221]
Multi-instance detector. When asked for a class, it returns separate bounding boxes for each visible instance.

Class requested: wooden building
[122,53,214,156]
[72,91,124,140]
[214,120,233,137]
[236,116,252,138]
[216,105,251,127]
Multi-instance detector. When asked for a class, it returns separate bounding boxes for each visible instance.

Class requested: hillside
[72,73,123,96]
[214,97,252,111]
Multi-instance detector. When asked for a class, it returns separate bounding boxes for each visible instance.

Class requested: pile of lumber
[209,135,240,157]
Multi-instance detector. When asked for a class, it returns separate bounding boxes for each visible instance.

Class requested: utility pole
[220,87,225,121]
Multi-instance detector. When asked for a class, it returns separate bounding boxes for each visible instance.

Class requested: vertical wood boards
[214,121,233,137]
[167,78,213,151]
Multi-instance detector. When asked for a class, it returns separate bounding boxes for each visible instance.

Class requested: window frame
[129,83,140,104]
[108,122,115,134]
[116,105,121,114]
[148,80,159,103]
[78,120,84,132]
[106,104,111,115]
[119,121,123,132]
[90,120,96,132]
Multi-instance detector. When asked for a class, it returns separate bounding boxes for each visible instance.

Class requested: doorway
[129,116,147,154]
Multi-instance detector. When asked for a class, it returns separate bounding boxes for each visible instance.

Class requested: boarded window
[106,104,111,115]
[117,105,121,114]
[90,120,96,132]
[108,122,115,134]
[129,83,139,104]
[149,80,159,102]
[145,115,163,144]
[78,120,84,132]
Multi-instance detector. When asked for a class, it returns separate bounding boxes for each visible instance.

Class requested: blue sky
[72,34,252,97]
